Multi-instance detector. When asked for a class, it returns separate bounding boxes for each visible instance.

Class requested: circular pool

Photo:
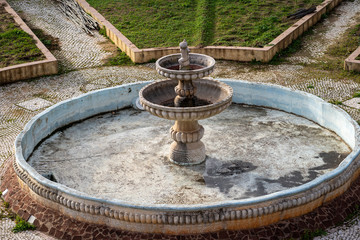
[14,79,360,234]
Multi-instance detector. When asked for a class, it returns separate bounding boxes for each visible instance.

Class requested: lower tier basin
[14,79,360,234]
[28,104,350,205]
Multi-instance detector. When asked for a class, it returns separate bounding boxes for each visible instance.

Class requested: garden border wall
[0,0,58,85]
[345,46,360,72]
[76,0,343,63]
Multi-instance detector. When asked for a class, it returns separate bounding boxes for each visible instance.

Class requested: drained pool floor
[28,104,351,205]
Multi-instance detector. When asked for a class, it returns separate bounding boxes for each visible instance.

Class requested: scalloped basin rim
[156,53,215,74]
[15,79,360,211]
[139,79,233,113]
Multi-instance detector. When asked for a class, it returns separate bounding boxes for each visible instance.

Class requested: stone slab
[17,98,53,111]
[344,98,360,109]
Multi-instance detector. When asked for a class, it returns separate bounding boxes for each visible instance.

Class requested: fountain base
[169,141,206,165]
[169,120,206,165]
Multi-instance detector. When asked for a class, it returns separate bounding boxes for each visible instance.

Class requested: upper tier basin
[156,53,215,80]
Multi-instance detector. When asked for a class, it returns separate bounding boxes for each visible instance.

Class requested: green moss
[99,27,106,36]
[327,24,360,58]
[301,229,327,240]
[353,91,360,97]
[12,216,36,233]
[104,50,134,66]
[338,204,360,225]
[97,26,134,65]
[329,99,343,105]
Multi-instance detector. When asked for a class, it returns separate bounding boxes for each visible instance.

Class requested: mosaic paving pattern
[343,98,360,109]
[16,98,53,112]
[287,0,360,64]
[0,218,56,240]
[7,0,114,71]
[290,77,360,102]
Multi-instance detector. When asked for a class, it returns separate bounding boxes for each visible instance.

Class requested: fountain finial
[179,39,190,70]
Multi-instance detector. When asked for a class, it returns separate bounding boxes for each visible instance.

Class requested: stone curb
[0,0,58,84]
[76,0,343,63]
[345,46,360,72]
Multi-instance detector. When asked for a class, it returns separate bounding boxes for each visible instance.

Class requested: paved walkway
[8,0,116,71]
[1,0,360,239]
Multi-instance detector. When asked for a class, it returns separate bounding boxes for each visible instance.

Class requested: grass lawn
[214,0,323,47]
[87,0,323,48]
[0,3,44,68]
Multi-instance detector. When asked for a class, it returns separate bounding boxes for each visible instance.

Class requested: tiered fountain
[139,40,232,165]
[12,39,360,237]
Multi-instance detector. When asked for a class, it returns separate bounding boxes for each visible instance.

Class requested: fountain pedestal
[170,120,205,165]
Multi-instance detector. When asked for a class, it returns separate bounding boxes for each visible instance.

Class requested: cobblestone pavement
[0,218,56,240]
[1,0,360,239]
[314,217,360,240]
[288,0,360,63]
[7,0,115,71]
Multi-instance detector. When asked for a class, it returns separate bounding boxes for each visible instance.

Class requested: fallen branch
[54,0,99,35]
[287,6,316,20]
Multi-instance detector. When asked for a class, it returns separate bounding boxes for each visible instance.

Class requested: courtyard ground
[1,0,360,239]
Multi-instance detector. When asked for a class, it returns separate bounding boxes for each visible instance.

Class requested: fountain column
[171,40,205,165]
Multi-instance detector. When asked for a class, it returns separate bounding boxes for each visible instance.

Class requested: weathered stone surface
[28,105,350,205]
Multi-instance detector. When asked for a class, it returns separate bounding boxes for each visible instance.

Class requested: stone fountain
[139,40,232,165]
[10,39,360,237]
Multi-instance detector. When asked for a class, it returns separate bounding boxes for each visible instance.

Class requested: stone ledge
[0,0,58,84]
[345,46,360,72]
[76,0,344,63]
